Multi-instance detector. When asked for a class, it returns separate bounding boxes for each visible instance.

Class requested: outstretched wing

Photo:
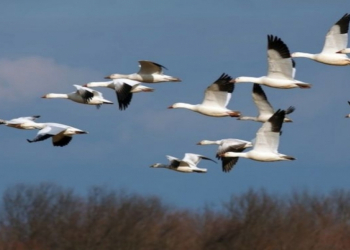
[202,73,234,108]
[137,61,167,75]
[74,85,94,103]
[217,139,251,172]
[252,84,274,117]
[267,35,294,79]
[27,125,65,143]
[253,109,285,153]
[322,13,350,53]
[182,153,216,167]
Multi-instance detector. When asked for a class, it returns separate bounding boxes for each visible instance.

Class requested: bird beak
[196,142,201,145]
[229,79,236,83]
[168,106,173,109]
[82,84,88,87]
[104,75,112,79]
[41,95,47,98]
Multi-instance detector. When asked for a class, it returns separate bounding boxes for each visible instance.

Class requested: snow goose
[104,60,181,83]
[83,79,154,110]
[232,35,311,89]
[238,84,295,122]
[168,73,241,117]
[150,153,216,173]
[292,13,350,65]
[27,122,87,147]
[220,109,295,162]
[42,85,113,108]
[197,139,252,172]
[0,115,42,130]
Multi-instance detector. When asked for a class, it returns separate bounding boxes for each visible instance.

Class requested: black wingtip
[216,73,233,82]
[252,83,267,99]
[335,13,350,34]
[267,34,291,58]
[268,109,286,132]
[201,156,217,164]
[27,139,33,143]
[348,101,350,106]
[143,61,168,70]
[285,106,295,115]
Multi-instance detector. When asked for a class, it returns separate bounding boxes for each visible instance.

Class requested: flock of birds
[2,13,350,173]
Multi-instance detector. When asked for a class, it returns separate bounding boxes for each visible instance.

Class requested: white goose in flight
[220,109,295,162]
[238,84,295,122]
[232,35,311,89]
[168,73,241,117]
[42,85,113,108]
[197,139,252,172]
[83,79,154,110]
[0,115,41,129]
[292,13,350,65]
[27,122,88,147]
[150,153,216,173]
[104,60,181,83]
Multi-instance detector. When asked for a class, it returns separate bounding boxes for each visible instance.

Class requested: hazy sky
[0,0,349,208]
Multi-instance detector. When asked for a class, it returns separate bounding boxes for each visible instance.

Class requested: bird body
[169,73,241,117]
[221,109,295,162]
[0,116,42,130]
[292,13,350,66]
[238,84,295,122]
[105,60,181,83]
[233,35,311,89]
[84,79,154,110]
[27,122,87,147]
[150,153,216,173]
[42,85,113,108]
[197,139,252,172]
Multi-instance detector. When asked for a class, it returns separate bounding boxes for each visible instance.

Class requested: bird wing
[253,109,285,153]
[182,153,216,168]
[114,81,134,110]
[216,140,250,172]
[73,85,94,103]
[266,35,294,79]
[166,155,186,168]
[202,73,234,108]
[7,116,40,124]
[322,14,350,53]
[27,125,66,143]
[21,115,40,121]
[252,84,274,117]
[52,132,73,147]
[137,61,167,74]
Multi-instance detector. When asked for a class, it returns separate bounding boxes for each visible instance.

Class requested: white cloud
[0,56,99,102]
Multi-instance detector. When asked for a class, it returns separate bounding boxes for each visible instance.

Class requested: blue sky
[0,0,349,208]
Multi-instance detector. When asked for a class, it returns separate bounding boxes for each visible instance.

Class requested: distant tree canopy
[0,183,349,250]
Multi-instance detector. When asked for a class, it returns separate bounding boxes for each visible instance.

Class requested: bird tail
[282,155,296,161]
[102,100,114,104]
[193,169,207,173]
[168,77,182,82]
[296,83,312,89]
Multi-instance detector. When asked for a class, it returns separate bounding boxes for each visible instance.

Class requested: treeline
[0,183,349,250]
